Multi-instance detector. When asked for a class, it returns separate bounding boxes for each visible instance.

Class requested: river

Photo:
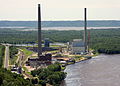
[62,54,120,86]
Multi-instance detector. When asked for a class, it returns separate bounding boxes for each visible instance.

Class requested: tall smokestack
[84,8,87,53]
[88,30,90,53]
[38,4,42,57]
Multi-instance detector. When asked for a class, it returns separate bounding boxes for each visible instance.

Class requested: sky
[0,0,120,21]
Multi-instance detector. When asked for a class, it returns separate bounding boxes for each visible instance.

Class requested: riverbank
[61,54,94,70]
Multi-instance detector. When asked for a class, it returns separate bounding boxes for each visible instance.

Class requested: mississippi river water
[62,54,120,86]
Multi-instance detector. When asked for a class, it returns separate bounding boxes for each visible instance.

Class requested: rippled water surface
[62,54,120,86]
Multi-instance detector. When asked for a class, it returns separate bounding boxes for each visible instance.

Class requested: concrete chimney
[38,4,42,57]
[84,8,87,53]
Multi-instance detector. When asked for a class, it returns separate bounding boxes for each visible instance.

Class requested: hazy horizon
[0,19,120,21]
[0,0,120,21]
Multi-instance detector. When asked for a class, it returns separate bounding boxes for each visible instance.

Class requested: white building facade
[71,39,85,54]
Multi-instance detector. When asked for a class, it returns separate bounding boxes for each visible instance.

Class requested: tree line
[0,45,5,67]
[0,28,120,54]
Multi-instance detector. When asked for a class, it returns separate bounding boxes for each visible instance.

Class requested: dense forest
[31,63,66,86]
[90,29,120,54]
[0,63,66,86]
[0,28,120,54]
[0,28,37,44]
[0,68,34,86]
[0,46,34,86]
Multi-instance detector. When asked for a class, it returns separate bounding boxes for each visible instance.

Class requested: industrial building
[69,8,88,55]
[70,39,85,54]
[26,6,89,68]
[26,4,52,68]
[44,38,50,47]
[26,54,52,68]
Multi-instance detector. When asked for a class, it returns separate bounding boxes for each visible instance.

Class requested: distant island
[0,20,120,27]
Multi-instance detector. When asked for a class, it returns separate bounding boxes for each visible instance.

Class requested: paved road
[17,49,25,66]
[4,45,9,69]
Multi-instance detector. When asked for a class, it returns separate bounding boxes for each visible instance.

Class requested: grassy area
[26,72,31,75]
[22,48,33,56]
[9,56,18,65]
[20,48,33,66]
[22,66,32,78]
[61,66,66,70]
[70,55,87,62]
[50,45,61,47]
[23,66,28,72]
[92,52,99,57]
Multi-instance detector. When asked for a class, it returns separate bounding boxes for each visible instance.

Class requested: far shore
[0,27,120,31]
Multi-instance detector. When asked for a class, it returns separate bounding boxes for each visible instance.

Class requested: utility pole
[38,4,42,57]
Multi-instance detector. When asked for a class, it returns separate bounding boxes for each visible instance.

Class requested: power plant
[26,4,52,68]
[70,8,88,55]
[26,6,89,68]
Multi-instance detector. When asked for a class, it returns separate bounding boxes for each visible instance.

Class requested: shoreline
[62,54,96,70]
